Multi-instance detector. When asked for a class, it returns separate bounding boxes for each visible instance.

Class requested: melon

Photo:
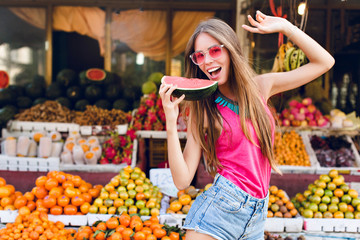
[161,76,218,101]
[85,68,107,84]
[0,70,9,89]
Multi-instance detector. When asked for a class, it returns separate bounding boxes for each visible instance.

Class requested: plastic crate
[0,155,59,172]
[0,210,18,223]
[304,218,360,233]
[303,131,360,175]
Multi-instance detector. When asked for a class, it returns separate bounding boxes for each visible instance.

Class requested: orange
[153,228,166,239]
[42,196,57,209]
[49,187,63,198]
[169,231,180,240]
[80,202,91,214]
[122,228,134,240]
[119,213,131,227]
[71,196,85,207]
[169,201,182,212]
[14,196,28,209]
[146,235,157,240]
[50,205,63,215]
[0,177,6,186]
[57,195,70,207]
[133,231,146,240]
[45,178,59,191]
[34,186,48,199]
[18,206,31,216]
[35,176,48,187]
[179,194,192,206]
[105,217,119,229]
[0,186,11,198]
[24,192,35,201]
[334,189,344,198]
[64,205,77,215]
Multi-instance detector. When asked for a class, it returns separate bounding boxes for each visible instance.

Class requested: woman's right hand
[158,83,185,127]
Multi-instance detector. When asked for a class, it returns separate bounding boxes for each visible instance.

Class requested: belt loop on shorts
[213,173,220,185]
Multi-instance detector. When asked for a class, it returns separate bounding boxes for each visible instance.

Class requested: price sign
[149,168,178,197]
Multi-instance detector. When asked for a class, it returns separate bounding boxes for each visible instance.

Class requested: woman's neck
[218,86,236,102]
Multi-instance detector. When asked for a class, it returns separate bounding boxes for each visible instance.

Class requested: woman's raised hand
[242,10,290,35]
[158,83,185,125]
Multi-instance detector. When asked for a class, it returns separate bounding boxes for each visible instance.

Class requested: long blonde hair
[184,18,281,176]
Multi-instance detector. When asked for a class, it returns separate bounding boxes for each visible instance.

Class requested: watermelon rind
[161,76,218,101]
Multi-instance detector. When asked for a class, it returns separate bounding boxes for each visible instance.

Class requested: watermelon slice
[0,70,9,89]
[161,76,218,101]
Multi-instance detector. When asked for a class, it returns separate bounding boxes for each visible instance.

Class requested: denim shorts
[182,174,269,240]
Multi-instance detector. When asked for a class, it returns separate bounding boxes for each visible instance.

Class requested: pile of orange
[267,185,298,218]
[21,171,102,215]
[74,213,185,240]
[0,177,22,211]
[0,207,76,240]
[166,184,212,215]
[274,130,311,166]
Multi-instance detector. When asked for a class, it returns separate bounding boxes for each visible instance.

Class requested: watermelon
[56,69,77,87]
[85,68,107,84]
[161,76,218,101]
[0,70,9,89]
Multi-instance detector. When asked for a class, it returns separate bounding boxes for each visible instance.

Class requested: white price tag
[80,126,92,135]
[149,168,178,197]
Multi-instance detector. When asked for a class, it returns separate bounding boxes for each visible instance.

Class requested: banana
[283,47,295,71]
[296,49,306,68]
[290,49,300,70]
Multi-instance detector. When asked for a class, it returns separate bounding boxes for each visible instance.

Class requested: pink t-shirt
[215,101,275,199]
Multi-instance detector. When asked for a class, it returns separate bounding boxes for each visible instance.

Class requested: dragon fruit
[99,157,109,164]
[105,147,117,159]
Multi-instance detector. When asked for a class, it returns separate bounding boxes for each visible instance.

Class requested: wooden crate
[148,138,186,168]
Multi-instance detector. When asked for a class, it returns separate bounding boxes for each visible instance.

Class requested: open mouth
[208,67,221,78]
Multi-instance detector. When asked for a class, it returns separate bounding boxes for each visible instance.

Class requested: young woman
[159,11,334,240]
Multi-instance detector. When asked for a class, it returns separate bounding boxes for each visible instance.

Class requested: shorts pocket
[213,189,243,213]
[184,193,207,225]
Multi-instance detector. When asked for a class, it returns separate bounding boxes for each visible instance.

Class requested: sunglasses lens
[209,46,222,59]
[192,52,205,65]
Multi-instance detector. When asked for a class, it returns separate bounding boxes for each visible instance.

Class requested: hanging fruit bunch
[272,42,308,73]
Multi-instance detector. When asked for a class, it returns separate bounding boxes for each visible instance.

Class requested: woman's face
[193,32,230,87]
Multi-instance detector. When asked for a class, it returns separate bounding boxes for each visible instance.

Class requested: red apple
[291,120,301,127]
[308,119,317,127]
[289,99,300,108]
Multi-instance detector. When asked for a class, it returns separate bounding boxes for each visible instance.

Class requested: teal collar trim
[215,92,239,115]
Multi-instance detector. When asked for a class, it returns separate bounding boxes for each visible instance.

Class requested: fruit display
[13,100,131,127]
[274,130,311,166]
[0,209,76,240]
[60,134,101,165]
[267,186,298,218]
[264,231,306,240]
[88,166,162,216]
[309,135,357,167]
[76,214,185,240]
[132,93,166,131]
[278,98,329,127]
[99,129,136,165]
[0,177,21,211]
[166,184,212,214]
[2,131,64,158]
[161,76,218,101]
[292,169,360,219]
[72,105,131,127]
[25,171,102,215]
